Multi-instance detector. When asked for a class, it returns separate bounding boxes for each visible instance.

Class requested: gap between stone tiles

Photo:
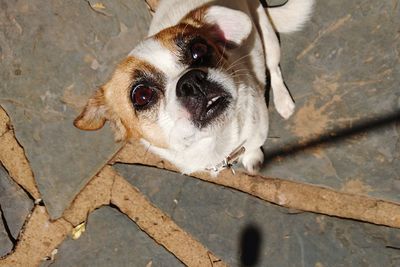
[0,108,40,200]
[113,141,400,229]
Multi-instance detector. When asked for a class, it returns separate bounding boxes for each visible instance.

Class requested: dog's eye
[131,85,155,109]
[190,42,208,60]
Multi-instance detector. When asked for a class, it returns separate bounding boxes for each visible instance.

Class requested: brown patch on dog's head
[153,5,253,68]
[154,5,207,46]
[74,56,167,146]
[181,5,208,27]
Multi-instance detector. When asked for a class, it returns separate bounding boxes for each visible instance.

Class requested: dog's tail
[267,0,315,33]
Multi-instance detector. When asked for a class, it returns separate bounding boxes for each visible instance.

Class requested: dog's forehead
[129,38,182,77]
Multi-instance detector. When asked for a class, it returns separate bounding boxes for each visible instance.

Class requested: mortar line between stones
[0,161,37,206]
[0,204,17,246]
[113,142,400,228]
[0,107,41,199]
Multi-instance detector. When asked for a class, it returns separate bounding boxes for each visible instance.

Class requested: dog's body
[74,0,314,175]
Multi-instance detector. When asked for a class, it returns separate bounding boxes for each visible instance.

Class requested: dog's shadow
[262,109,400,168]
[239,223,263,267]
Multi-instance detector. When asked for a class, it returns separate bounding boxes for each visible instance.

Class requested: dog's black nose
[176,69,207,98]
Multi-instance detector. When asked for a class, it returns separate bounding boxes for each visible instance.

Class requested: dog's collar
[206,143,246,174]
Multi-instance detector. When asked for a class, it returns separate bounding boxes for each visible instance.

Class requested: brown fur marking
[154,5,208,52]
[75,56,168,147]
[73,87,107,131]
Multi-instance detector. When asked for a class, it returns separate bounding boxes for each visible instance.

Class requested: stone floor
[43,165,400,267]
[1,0,399,266]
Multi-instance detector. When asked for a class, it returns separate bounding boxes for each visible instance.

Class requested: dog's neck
[206,142,246,173]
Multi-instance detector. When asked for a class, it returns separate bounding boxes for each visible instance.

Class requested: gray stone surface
[0,209,13,258]
[0,0,151,218]
[115,164,400,267]
[260,0,400,203]
[0,164,33,240]
[48,206,183,267]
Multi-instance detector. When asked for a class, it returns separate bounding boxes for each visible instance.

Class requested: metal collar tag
[207,145,246,174]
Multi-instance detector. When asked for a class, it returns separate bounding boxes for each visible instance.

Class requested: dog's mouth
[176,69,232,128]
[180,89,231,128]
[198,92,231,126]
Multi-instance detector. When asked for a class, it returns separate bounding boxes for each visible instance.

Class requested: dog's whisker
[232,68,251,74]
[178,22,191,40]
[144,141,152,157]
[231,74,252,79]
[228,53,252,67]
[226,53,252,71]
[216,42,227,67]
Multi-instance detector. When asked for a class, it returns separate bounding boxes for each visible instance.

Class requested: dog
[74,0,314,175]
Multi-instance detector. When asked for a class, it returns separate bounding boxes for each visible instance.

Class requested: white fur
[134,0,314,174]
[129,39,183,77]
[204,6,252,45]
[257,5,296,119]
[268,0,315,33]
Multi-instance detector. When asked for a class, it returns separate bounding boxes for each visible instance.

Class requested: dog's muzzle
[176,69,231,128]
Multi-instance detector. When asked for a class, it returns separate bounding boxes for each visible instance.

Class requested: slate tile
[0,209,13,258]
[0,0,151,218]
[0,164,33,239]
[260,0,400,203]
[49,206,183,267]
[117,164,400,267]
[114,164,186,216]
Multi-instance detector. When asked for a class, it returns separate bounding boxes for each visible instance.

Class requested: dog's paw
[242,148,264,175]
[274,92,295,120]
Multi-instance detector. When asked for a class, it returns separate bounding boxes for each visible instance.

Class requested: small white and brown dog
[74,0,314,175]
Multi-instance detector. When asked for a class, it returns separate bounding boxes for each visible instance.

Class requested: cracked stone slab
[47,206,183,267]
[0,0,151,218]
[116,164,400,266]
[260,0,400,203]
[0,164,33,241]
[0,209,13,258]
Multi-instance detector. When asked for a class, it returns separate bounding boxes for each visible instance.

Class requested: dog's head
[74,5,253,153]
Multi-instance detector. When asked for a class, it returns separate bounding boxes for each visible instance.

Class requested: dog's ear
[74,88,107,131]
[74,87,129,141]
[203,6,252,46]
